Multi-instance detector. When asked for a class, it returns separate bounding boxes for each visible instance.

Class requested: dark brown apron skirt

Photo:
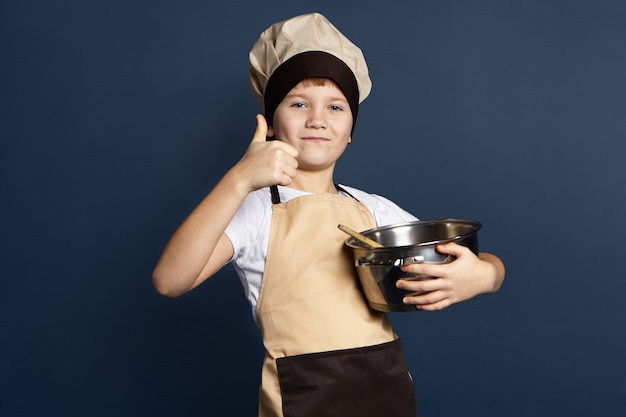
[276,339,417,417]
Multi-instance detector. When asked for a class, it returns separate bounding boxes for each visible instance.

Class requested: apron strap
[270,185,281,204]
[269,183,359,205]
[335,184,360,202]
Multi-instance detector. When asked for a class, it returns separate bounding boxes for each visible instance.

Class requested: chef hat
[248,12,372,130]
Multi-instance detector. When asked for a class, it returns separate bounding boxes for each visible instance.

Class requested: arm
[396,242,505,311]
[152,115,298,297]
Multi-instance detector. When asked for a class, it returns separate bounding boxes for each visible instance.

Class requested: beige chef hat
[248,12,372,131]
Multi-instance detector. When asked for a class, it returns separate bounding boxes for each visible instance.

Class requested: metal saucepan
[344,218,481,312]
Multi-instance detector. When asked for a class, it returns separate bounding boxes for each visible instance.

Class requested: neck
[286,170,338,194]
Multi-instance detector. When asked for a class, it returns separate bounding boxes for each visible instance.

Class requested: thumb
[250,114,268,143]
[436,242,468,257]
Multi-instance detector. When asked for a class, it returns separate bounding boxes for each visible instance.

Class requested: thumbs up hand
[235,114,299,193]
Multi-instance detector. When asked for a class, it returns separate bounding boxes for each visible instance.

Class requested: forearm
[152,114,298,296]
[477,252,505,293]
[152,166,251,297]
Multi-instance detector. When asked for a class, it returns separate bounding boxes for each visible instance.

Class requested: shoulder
[233,187,273,217]
[339,184,419,226]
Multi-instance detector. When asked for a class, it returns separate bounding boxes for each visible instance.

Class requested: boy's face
[268,79,353,173]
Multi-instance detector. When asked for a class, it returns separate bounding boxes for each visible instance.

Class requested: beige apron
[255,186,417,417]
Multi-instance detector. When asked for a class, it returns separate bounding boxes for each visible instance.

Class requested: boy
[153,12,504,417]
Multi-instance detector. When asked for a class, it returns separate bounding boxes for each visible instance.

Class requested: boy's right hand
[236,114,299,192]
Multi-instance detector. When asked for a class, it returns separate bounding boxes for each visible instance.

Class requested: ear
[267,125,275,138]
[348,136,352,144]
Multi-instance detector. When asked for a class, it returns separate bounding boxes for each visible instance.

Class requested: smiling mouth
[301,136,330,141]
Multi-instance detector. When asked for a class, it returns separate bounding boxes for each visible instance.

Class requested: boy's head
[248,13,371,135]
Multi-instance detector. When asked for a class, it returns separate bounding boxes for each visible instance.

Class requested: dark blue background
[2,1,625,416]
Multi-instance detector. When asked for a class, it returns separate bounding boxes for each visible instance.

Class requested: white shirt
[224,185,418,320]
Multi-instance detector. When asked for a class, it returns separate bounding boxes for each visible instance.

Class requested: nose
[305,107,327,129]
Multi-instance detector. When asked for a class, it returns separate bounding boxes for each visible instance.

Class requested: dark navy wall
[2,1,625,416]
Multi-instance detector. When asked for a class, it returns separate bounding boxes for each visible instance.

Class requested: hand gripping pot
[345,218,481,312]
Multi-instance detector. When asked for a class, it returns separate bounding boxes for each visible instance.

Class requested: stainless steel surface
[345,219,481,312]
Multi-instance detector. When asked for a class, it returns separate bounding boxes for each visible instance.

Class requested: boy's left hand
[396,242,503,311]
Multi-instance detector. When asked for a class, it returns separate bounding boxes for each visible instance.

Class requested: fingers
[275,156,298,185]
[419,301,451,311]
[240,114,299,189]
[400,262,445,280]
[396,276,443,294]
[398,243,474,279]
[399,286,452,311]
[435,242,470,257]
[278,141,299,159]
[265,141,298,185]
[250,114,268,143]
[398,280,454,311]
[396,244,485,311]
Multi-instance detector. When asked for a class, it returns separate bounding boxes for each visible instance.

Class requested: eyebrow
[284,92,349,103]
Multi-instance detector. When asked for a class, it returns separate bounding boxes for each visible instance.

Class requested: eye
[329,104,344,111]
[291,101,307,109]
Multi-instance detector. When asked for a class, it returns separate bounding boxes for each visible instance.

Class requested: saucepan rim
[344,218,482,250]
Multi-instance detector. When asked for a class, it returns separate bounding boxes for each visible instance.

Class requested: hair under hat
[248,13,371,131]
